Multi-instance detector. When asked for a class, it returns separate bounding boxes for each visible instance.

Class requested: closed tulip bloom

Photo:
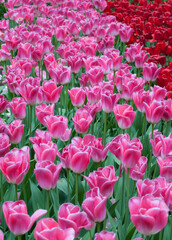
[0,95,9,114]
[88,67,104,85]
[0,133,11,157]
[4,120,24,144]
[0,146,30,185]
[68,87,85,108]
[33,141,58,162]
[128,156,148,181]
[82,187,107,223]
[5,35,21,51]
[85,86,101,104]
[9,97,26,119]
[119,25,133,43]
[55,26,67,42]
[98,56,112,75]
[58,203,89,237]
[44,115,69,139]
[157,156,172,181]
[135,51,148,69]
[73,108,93,134]
[35,103,54,126]
[143,62,161,82]
[94,230,116,240]
[101,90,121,113]
[144,101,164,124]
[133,90,152,113]
[84,166,118,198]
[49,65,71,85]
[34,161,62,190]
[34,218,75,240]
[0,44,11,61]
[114,104,136,129]
[17,43,32,59]
[3,200,47,236]
[162,99,172,121]
[29,129,51,145]
[42,81,63,104]
[67,56,82,74]
[129,195,169,235]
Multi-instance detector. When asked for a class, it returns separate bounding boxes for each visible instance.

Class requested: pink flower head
[128,156,148,181]
[34,218,75,240]
[34,161,62,190]
[0,146,30,185]
[135,51,148,69]
[119,24,133,43]
[101,91,121,113]
[162,99,172,121]
[17,43,32,59]
[133,90,152,113]
[33,140,58,162]
[68,87,85,108]
[82,187,107,223]
[35,103,55,126]
[67,56,82,74]
[9,97,26,119]
[0,95,9,114]
[58,203,89,237]
[104,48,123,71]
[0,44,11,61]
[94,230,116,240]
[144,101,164,124]
[129,194,169,235]
[42,80,63,104]
[88,67,104,85]
[0,133,11,157]
[157,156,172,181]
[4,120,24,144]
[3,200,47,236]
[143,62,161,82]
[49,65,71,85]
[84,166,118,198]
[55,26,67,42]
[114,104,136,129]
[85,85,101,104]
[0,230,3,240]
[29,129,51,145]
[73,108,93,134]
[98,56,112,75]
[44,115,70,140]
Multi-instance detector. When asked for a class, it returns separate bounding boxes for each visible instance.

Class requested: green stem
[166,121,170,137]
[103,112,107,146]
[159,229,163,240]
[46,190,49,217]
[0,172,3,202]
[18,235,22,240]
[15,184,18,201]
[146,235,150,240]
[122,129,125,134]
[124,169,130,234]
[65,84,68,116]
[38,61,41,79]
[120,168,125,217]
[30,105,32,137]
[171,213,172,240]
[22,179,27,203]
[151,123,154,139]
[89,230,92,240]
[67,169,70,202]
[75,174,79,205]
[97,222,101,233]
[142,114,146,141]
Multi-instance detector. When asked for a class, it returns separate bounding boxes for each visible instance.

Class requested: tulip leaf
[30,180,44,211]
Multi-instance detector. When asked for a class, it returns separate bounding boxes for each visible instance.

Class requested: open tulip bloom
[0,0,172,239]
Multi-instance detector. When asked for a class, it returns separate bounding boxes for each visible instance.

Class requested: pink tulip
[9,97,26,119]
[5,35,21,51]
[162,99,172,121]
[94,231,116,240]
[144,101,164,124]
[49,65,71,85]
[44,115,70,140]
[0,44,11,61]
[93,0,107,11]
[108,22,120,36]
[3,200,47,236]
[33,140,58,162]
[129,194,169,235]
[0,95,9,114]
[73,108,93,134]
[0,146,30,185]
[42,81,63,104]
[149,132,172,158]
[119,24,133,43]
[34,218,75,240]
[68,87,85,108]
[84,101,102,119]
[98,56,112,75]
[84,166,118,198]
[82,187,107,223]
[17,43,32,59]
[101,91,120,113]
[4,120,24,144]
[79,73,89,87]
[135,51,148,69]
[58,203,89,237]
[128,156,148,181]
[35,103,54,126]
[133,90,152,113]
[67,56,82,74]
[58,144,91,173]
[143,62,161,82]
[136,177,167,198]
[157,156,172,181]
[34,161,62,190]
[29,129,51,145]
[104,48,122,71]
[55,26,67,42]
[114,104,136,129]
[6,68,25,94]
[124,43,143,62]
[85,86,101,104]
[150,86,167,101]
[88,67,104,85]
[0,133,11,157]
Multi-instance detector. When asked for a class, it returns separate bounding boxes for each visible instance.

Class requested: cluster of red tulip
[104,0,172,99]
[0,0,172,240]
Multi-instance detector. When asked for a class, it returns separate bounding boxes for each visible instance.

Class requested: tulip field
[0,0,172,239]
